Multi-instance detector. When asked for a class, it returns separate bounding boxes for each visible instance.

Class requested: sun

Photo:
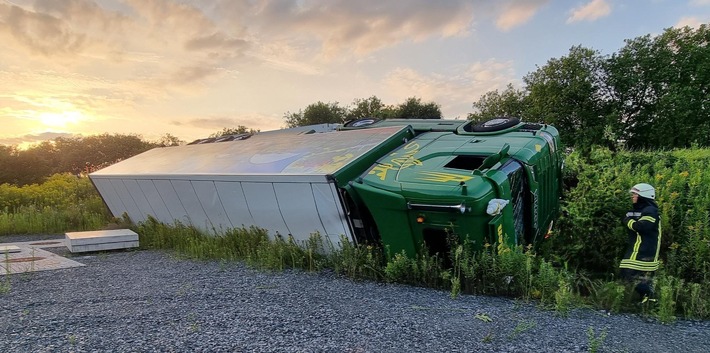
[38,111,83,128]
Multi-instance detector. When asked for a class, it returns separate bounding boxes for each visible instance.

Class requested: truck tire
[471,117,520,132]
[344,118,379,128]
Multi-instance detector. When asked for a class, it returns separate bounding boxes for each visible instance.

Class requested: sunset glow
[38,111,84,128]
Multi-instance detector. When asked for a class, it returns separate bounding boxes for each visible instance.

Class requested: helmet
[630,183,655,200]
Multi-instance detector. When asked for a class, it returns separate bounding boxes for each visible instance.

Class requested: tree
[284,101,347,128]
[606,25,710,149]
[468,84,527,122]
[208,126,258,138]
[523,46,612,149]
[0,145,20,185]
[53,134,155,176]
[156,133,185,147]
[14,141,59,185]
[346,96,388,120]
[390,97,442,119]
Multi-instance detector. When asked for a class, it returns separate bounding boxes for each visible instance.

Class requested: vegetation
[0,173,111,234]
[469,24,710,150]
[132,211,708,322]
[208,126,259,138]
[7,145,706,321]
[284,96,442,128]
[0,134,179,186]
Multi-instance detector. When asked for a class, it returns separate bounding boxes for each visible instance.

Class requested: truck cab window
[499,160,529,245]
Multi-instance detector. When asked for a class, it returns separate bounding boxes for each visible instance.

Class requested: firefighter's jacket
[620,198,661,272]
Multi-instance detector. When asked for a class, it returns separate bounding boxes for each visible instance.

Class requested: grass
[0,251,10,294]
[508,319,536,340]
[133,219,710,321]
[586,327,608,353]
[0,174,111,236]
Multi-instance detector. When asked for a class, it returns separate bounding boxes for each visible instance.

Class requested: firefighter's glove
[623,216,632,226]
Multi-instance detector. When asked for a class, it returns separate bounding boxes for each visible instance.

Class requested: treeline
[0,134,182,186]
[283,96,442,128]
[469,25,709,150]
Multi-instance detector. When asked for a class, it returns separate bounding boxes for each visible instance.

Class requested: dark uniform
[620,196,661,297]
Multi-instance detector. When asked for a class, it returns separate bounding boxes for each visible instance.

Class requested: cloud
[690,0,710,6]
[567,0,611,23]
[0,0,130,57]
[0,4,87,56]
[496,1,549,31]
[238,0,476,57]
[168,64,223,85]
[0,132,76,147]
[383,60,518,118]
[171,114,282,132]
[674,16,708,28]
[184,33,250,51]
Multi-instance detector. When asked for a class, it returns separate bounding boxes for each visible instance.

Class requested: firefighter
[620,183,661,303]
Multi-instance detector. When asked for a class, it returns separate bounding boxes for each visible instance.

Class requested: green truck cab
[341,117,563,257]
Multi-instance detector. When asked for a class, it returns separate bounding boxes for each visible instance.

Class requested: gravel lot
[1,234,709,353]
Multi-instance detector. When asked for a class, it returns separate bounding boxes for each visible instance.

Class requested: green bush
[0,173,110,235]
[548,147,710,282]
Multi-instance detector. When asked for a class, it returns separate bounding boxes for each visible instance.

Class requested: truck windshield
[499,160,529,245]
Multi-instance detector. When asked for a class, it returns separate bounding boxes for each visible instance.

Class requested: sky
[1,0,709,147]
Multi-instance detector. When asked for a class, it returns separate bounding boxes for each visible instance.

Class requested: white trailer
[89,126,412,246]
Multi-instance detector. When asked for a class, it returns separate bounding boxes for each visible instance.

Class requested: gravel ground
[1,235,709,353]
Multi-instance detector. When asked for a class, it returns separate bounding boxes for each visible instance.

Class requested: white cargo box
[65,229,139,253]
[89,126,409,247]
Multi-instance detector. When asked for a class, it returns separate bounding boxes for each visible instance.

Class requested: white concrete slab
[0,246,85,275]
[65,229,139,253]
[69,240,139,253]
[0,245,21,253]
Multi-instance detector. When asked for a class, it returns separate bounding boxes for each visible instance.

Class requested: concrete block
[0,245,21,254]
[65,229,139,253]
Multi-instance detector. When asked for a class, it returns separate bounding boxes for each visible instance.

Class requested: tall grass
[0,173,111,235]
[135,217,710,320]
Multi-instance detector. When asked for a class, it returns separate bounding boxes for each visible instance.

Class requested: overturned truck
[89,117,563,256]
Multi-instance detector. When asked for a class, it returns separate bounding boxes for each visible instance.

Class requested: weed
[1,251,10,294]
[683,282,710,319]
[474,313,493,322]
[176,283,193,297]
[656,274,680,323]
[187,312,200,332]
[589,280,626,313]
[508,319,536,340]
[586,327,608,353]
[555,277,574,316]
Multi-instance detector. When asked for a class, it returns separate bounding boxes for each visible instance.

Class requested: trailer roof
[91,126,409,179]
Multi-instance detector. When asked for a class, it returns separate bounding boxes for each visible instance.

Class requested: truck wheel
[471,117,520,132]
[344,118,379,128]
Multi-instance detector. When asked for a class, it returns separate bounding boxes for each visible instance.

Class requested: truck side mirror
[480,143,511,170]
[480,154,500,170]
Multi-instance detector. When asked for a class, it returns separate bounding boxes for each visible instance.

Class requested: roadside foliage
[3,145,707,320]
[0,174,110,234]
